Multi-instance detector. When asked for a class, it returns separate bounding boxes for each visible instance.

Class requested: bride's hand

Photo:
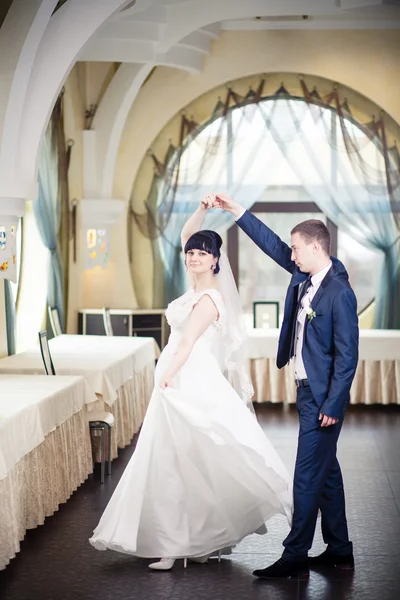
[159,374,173,389]
[200,193,216,211]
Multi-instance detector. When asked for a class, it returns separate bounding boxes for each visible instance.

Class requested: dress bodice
[165,288,226,348]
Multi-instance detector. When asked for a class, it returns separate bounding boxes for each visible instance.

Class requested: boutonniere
[306,307,316,321]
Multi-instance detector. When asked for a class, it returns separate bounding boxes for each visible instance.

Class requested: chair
[48,306,63,337]
[102,306,114,336]
[38,330,56,375]
[38,329,114,484]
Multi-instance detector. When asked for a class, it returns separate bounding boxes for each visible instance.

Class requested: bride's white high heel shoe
[148,558,187,571]
[149,548,226,570]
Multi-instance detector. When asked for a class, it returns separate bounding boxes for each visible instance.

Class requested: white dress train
[89,289,293,559]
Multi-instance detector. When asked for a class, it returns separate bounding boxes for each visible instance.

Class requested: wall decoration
[0,219,18,282]
[85,227,110,270]
[80,199,125,271]
[0,226,6,250]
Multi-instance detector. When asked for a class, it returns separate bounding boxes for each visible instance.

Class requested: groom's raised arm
[216,194,294,274]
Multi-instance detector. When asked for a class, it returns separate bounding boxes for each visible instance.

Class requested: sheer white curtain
[158,108,280,303]
[153,95,397,324]
[259,98,398,328]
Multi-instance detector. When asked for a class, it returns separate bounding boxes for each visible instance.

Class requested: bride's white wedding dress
[89,288,292,559]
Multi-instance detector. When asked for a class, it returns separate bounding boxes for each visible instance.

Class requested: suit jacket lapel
[309,266,334,313]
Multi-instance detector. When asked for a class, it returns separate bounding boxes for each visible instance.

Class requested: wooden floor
[1,403,400,600]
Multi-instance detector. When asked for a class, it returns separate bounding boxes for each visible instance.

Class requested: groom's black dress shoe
[253,558,309,580]
[309,549,354,571]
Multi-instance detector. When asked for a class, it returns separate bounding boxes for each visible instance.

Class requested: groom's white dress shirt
[293,262,332,380]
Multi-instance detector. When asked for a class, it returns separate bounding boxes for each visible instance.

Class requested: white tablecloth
[0,335,156,406]
[247,329,400,360]
[0,337,157,570]
[246,329,400,405]
[0,375,96,481]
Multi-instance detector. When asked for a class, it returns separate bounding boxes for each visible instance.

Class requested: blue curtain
[34,111,64,328]
[374,241,399,329]
[4,280,16,355]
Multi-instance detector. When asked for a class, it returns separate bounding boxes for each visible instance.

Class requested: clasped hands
[200,192,219,210]
[200,192,239,214]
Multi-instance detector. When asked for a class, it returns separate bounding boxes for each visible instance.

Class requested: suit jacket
[237,210,359,420]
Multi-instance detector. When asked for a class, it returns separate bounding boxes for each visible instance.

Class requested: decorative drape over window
[34,93,70,330]
[131,78,400,328]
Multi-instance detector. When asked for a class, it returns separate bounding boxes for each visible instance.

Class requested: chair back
[48,306,62,337]
[38,330,56,375]
[102,307,114,336]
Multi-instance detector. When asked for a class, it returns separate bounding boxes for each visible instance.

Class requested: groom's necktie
[289,276,312,359]
[297,276,312,308]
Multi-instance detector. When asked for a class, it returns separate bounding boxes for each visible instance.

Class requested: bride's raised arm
[180,194,215,250]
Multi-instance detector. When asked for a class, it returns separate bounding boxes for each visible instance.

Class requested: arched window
[161,95,393,323]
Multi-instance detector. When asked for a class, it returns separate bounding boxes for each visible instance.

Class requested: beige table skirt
[250,359,400,405]
[0,408,92,570]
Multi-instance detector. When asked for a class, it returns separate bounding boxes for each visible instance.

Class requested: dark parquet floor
[1,403,400,600]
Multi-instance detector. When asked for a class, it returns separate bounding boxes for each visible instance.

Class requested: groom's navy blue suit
[237,211,359,561]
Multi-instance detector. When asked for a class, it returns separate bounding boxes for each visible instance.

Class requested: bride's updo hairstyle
[184,230,223,274]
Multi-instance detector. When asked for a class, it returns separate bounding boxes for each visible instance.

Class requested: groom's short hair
[291,220,331,255]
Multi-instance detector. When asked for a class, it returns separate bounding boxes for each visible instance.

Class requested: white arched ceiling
[84,0,400,199]
[0,0,140,201]
[16,0,138,198]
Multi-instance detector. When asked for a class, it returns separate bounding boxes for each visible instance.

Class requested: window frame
[227,201,338,284]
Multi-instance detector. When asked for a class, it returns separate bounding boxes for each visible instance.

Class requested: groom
[215,193,359,580]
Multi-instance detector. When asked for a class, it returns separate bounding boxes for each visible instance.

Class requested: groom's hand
[319,413,339,427]
[214,192,245,219]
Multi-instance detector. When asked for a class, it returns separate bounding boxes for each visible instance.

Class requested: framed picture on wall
[253,301,280,329]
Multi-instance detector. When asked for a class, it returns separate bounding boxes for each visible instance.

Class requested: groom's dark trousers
[282,386,351,560]
[236,210,359,561]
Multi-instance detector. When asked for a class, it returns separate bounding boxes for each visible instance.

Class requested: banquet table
[0,375,95,570]
[247,329,400,405]
[0,335,157,457]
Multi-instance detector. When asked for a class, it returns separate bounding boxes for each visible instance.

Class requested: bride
[89,195,293,570]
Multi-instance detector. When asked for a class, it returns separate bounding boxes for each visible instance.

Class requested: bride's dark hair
[184,230,223,274]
